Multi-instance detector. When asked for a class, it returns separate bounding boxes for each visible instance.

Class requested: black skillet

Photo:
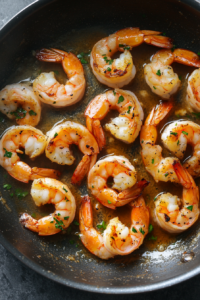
[0,0,200,294]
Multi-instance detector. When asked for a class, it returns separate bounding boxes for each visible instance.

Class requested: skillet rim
[0,0,200,294]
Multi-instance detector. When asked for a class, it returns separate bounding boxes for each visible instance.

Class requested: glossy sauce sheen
[1,27,200,259]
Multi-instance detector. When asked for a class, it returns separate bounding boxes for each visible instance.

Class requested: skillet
[0,0,200,294]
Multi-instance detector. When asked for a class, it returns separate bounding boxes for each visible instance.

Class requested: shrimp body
[0,83,41,126]
[144,49,200,99]
[33,48,86,107]
[46,121,99,184]
[20,178,76,236]
[0,125,60,183]
[161,120,200,177]
[140,103,191,188]
[187,69,200,111]
[88,155,149,209]
[79,195,149,259]
[155,162,199,233]
[85,89,144,149]
[91,27,173,88]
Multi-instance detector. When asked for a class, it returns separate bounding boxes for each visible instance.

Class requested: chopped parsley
[119,44,130,50]
[92,185,94,188]
[29,110,37,116]
[192,112,200,119]
[149,235,157,241]
[171,45,176,52]
[80,58,87,64]
[153,86,156,89]
[53,101,56,104]
[148,224,154,233]
[152,158,154,164]
[10,193,14,197]
[3,184,12,190]
[156,69,161,76]
[103,56,113,65]
[107,67,111,72]
[154,197,157,201]
[132,227,137,233]
[3,148,12,158]
[15,189,29,200]
[97,221,107,230]
[179,75,182,80]
[63,187,68,193]
[127,106,132,114]
[53,217,65,230]
[139,228,145,235]
[54,70,59,75]
[69,240,75,245]
[170,132,177,136]
[165,172,169,177]
[111,236,115,240]
[54,132,58,138]
[113,90,116,96]
[182,131,188,135]
[31,213,36,218]
[57,213,61,216]
[107,200,112,204]
[187,205,193,211]
[64,216,69,220]
[197,52,200,56]
[177,140,180,145]
[10,108,27,119]
[73,220,79,225]
[118,95,124,104]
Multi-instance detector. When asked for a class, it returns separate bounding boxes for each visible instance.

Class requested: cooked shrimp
[91,27,173,88]
[79,195,149,259]
[144,49,200,99]
[140,102,191,188]
[20,178,75,236]
[85,89,144,149]
[45,121,99,184]
[161,120,200,177]
[33,48,86,107]
[155,161,199,233]
[88,155,149,209]
[0,125,60,183]
[0,83,41,126]
[187,69,200,111]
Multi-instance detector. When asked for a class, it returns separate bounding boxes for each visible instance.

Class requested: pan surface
[0,0,200,294]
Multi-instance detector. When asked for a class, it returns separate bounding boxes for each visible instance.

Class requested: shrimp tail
[173,161,192,189]
[117,179,149,201]
[20,213,39,232]
[147,102,173,126]
[144,35,173,49]
[30,167,61,180]
[79,195,93,228]
[71,155,93,185]
[173,49,200,67]
[36,48,63,62]
[92,120,106,151]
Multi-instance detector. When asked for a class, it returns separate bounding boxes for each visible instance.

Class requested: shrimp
[20,178,76,236]
[0,83,41,126]
[33,48,86,107]
[140,102,191,188]
[187,69,200,111]
[144,49,200,99]
[79,195,149,259]
[154,161,199,233]
[0,125,60,183]
[161,120,200,177]
[91,27,173,88]
[85,89,144,149]
[45,121,99,184]
[88,155,149,209]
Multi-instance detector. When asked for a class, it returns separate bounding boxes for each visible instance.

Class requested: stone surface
[0,0,200,299]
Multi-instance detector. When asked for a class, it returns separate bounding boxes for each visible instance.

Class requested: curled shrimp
[161,120,200,177]
[0,125,60,183]
[45,121,99,184]
[144,49,200,99]
[20,178,76,236]
[33,48,86,107]
[187,69,200,111]
[0,83,41,126]
[79,195,149,259]
[91,27,173,88]
[140,102,191,188]
[88,155,149,209]
[155,161,199,233]
[85,89,144,149]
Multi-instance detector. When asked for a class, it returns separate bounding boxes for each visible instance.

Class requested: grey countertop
[0,0,200,299]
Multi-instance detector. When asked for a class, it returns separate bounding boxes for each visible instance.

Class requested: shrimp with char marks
[33,48,86,107]
[45,121,99,184]
[91,27,173,88]
[85,89,144,150]
[0,125,60,183]
[140,102,191,188]
[79,195,149,259]
[0,83,41,126]
[155,161,199,233]
[88,155,149,209]
[20,178,75,236]
[144,49,200,99]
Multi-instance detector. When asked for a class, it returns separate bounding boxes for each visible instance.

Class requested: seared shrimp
[79,195,149,259]
[144,49,200,99]
[85,89,144,149]
[187,69,200,111]
[88,155,149,209]
[0,83,41,126]
[20,178,75,236]
[161,120,200,177]
[155,161,199,233]
[0,125,60,183]
[140,102,191,187]
[45,121,99,184]
[91,27,173,88]
[33,48,86,107]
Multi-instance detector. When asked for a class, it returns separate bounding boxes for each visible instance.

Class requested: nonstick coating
[0,0,200,294]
